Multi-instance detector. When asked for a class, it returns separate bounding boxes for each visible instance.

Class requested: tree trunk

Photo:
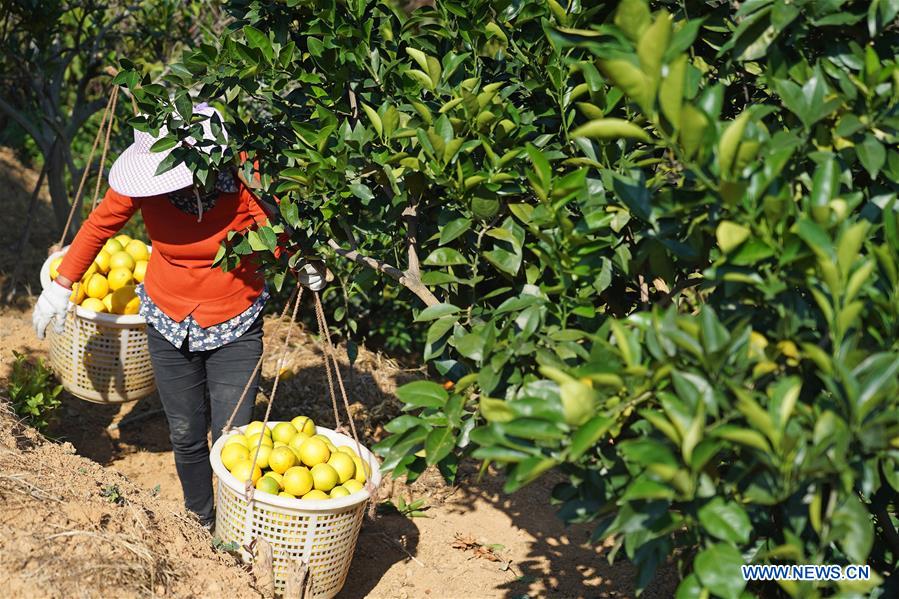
[45,142,78,243]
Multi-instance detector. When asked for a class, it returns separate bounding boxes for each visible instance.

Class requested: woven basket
[40,247,156,404]
[211,423,381,598]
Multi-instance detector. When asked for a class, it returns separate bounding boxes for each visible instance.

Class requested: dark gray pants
[146,315,262,525]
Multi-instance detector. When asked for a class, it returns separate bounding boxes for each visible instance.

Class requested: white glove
[296,261,326,291]
[32,281,72,340]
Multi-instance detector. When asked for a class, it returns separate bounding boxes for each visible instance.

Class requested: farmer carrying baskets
[31,104,326,529]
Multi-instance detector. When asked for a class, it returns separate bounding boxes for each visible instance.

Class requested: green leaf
[405,47,429,72]
[361,103,383,137]
[439,218,471,245]
[698,307,729,353]
[718,111,751,178]
[598,58,652,112]
[568,415,613,461]
[711,425,771,453]
[504,457,557,492]
[384,415,425,434]
[636,10,671,83]
[614,0,651,41]
[831,494,874,563]
[425,427,455,466]
[716,221,751,253]
[837,221,869,277]
[659,55,686,130]
[423,248,467,266]
[857,134,886,179]
[694,543,746,599]
[415,303,460,322]
[526,144,552,195]
[396,381,448,409]
[480,398,515,423]
[698,498,752,544]
[559,380,599,426]
[243,26,272,62]
[679,104,708,158]
[570,118,651,142]
[149,136,178,153]
[454,332,486,361]
[795,219,835,262]
[621,476,675,500]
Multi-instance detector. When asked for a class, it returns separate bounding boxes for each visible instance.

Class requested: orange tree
[118,0,899,595]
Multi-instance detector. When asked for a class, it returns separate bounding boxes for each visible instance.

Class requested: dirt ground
[0,147,678,598]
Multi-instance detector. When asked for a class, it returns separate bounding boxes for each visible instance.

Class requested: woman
[31,104,323,528]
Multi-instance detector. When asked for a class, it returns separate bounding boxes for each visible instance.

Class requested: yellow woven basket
[211,423,381,598]
[40,247,156,404]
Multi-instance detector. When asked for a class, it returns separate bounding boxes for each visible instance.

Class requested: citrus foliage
[118,0,899,595]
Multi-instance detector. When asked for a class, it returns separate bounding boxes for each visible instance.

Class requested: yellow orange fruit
[278,491,296,498]
[248,444,272,470]
[273,440,287,448]
[125,239,149,262]
[80,297,107,313]
[263,472,284,489]
[107,267,133,291]
[103,239,123,255]
[336,446,358,458]
[114,234,132,247]
[109,285,137,314]
[290,416,316,436]
[81,263,98,283]
[310,463,339,492]
[301,490,329,500]
[221,444,250,471]
[223,434,249,449]
[353,457,370,483]
[255,476,280,495]
[49,257,63,280]
[94,250,111,274]
[133,260,148,283]
[123,295,140,315]
[272,422,298,444]
[268,446,298,474]
[85,273,109,299]
[298,438,330,468]
[329,486,350,498]
[102,294,113,313]
[245,421,271,438]
[282,466,314,496]
[246,433,273,449]
[342,479,364,494]
[230,459,262,484]
[288,432,311,453]
[327,452,356,484]
[109,251,135,272]
[70,283,86,304]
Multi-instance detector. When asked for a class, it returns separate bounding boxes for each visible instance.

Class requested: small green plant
[8,351,62,431]
[378,496,431,519]
[212,538,240,553]
[100,484,124,505]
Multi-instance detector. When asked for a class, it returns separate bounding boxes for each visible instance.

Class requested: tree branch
[0,95,50,152]
[403,201,421,280]
[327,238,440,307]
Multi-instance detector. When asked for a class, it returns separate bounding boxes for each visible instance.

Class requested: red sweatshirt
[57,180,270,328]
